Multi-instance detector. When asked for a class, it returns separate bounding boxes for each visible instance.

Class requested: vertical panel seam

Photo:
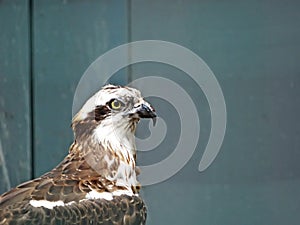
[28,0,35,179]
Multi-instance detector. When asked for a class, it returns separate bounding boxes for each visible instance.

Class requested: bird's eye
[109,99,123,110]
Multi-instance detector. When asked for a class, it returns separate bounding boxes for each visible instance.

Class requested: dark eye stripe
[94,105,110,121]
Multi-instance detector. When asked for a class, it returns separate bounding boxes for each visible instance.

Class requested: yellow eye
[110,99,123,110]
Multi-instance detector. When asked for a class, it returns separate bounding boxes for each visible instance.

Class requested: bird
[0,84,156,225]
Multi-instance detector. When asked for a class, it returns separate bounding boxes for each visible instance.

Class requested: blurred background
[1,0,300,224]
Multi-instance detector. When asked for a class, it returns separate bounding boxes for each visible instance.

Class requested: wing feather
[0,195,146,225]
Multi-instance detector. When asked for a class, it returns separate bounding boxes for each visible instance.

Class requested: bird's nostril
[142,104,150,111]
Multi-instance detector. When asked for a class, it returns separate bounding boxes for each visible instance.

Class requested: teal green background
[1,0,300,224]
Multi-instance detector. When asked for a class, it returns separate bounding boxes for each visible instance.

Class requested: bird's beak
[130,101,157,125]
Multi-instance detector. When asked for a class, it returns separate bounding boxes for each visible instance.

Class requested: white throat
[94,118,136,154]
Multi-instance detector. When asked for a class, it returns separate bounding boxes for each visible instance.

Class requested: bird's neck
[72,119,140,193]
[94,121,137,156]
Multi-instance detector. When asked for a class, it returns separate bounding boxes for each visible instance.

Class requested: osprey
[0,84,156,225]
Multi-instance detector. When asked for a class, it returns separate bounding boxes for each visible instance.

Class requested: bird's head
[72,84,156,152]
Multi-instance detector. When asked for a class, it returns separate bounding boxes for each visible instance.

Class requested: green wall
[1,1,300,224]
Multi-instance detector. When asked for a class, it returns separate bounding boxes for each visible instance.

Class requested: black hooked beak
[136,103,157,126]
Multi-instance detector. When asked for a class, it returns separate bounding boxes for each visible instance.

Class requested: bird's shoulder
[0,146,113,208]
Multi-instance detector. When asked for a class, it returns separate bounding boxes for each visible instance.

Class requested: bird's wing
[0,175,147,225]
[0,194,146,225]
[0,153,146,225]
